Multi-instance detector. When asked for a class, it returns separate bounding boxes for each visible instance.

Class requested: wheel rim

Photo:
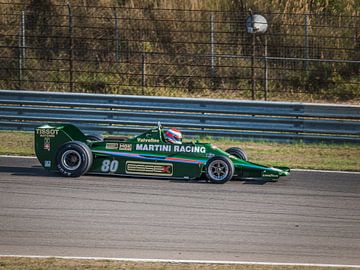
[208,160,229,181]
[61,150,81,171]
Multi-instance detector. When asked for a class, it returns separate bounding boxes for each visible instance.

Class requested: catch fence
[0,2,359,101]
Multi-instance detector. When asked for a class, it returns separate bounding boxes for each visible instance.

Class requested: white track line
[0,155,36,159]
[292,168,360,174]
[0,255,359,268]
[1,155,359,174]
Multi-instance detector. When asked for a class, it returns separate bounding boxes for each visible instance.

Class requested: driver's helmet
[164,128,182,144]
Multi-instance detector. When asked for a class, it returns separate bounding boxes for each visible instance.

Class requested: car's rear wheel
[225,147,248,161]
[205,156,234,184]
[55,141,93,177]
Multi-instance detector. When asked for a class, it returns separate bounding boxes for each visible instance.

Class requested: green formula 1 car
[34,123,290,184]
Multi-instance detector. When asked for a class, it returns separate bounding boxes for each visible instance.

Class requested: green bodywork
[35,123,290,180]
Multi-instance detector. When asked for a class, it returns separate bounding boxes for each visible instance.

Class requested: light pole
[246,12,268,100]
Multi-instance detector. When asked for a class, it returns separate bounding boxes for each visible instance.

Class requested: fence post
[18,10,26,89]
[67,2,74,92]
[264,34,268,101]
[141,53,146,94]
[126,40,130,62]
[114,8,120,62]
[304,13,309,71]
[251,12,256,100]
[210,13,216,79]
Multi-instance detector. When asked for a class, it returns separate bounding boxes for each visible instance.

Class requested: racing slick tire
[86,135,103,142]
[205,156,234,184]
[55,141,93,177]
[225,147,248,161]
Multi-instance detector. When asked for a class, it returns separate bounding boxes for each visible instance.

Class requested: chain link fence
[0,2,359,102]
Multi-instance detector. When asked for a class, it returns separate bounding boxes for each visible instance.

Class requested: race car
[34,123,290,184]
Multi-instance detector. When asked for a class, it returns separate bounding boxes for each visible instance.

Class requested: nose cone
[262,167,290,178]
[277,166,290,175]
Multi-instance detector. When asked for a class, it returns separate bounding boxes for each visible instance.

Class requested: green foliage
[307,63,336,92]
[327,73,360,101]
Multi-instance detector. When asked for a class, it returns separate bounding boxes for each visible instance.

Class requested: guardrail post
[294,104,304,137]
[67,2,74,92]
[108,98,114,135]
[200,103,206,135]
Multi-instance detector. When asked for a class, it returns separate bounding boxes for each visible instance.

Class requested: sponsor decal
[92,150,203,165]
[44,160,51,167]
[43,137,51,151]
[262,172,279,178]
[126,161,173,176]
[106,143,118,150]
[36,128,59,138]
[118,143,132,151]
[56,164,71,176]
[136,144,171,152]
[135,144,206,154]
[136,138,160,143]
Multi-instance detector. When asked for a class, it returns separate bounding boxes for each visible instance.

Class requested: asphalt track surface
[0,157,359,265]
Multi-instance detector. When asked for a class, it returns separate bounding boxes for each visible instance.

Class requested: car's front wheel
[205,156,234,184]
[225,147,248,161]
[55,141,93,177]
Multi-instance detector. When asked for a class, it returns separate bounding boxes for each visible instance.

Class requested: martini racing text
[136,143,206,153]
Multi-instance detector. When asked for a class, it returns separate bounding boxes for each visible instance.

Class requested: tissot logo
[125,161,173,176]
[36,128,59,137]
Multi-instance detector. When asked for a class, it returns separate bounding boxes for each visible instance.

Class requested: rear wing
[34,124,87,170]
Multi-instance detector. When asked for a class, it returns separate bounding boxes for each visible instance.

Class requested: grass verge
[211,138,360,171]
[0,257,357,270]
[0,131,34,156]
[1,131,359,171]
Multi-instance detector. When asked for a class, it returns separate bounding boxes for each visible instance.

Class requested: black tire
[55,141,93,177]
[226,147,248,161]
[205,156,234,184]
[86,135,103,142]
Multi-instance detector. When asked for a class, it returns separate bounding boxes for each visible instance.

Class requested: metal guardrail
[1,90,359,143]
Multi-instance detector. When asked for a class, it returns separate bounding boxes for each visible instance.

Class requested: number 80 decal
[101,160,119,173]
